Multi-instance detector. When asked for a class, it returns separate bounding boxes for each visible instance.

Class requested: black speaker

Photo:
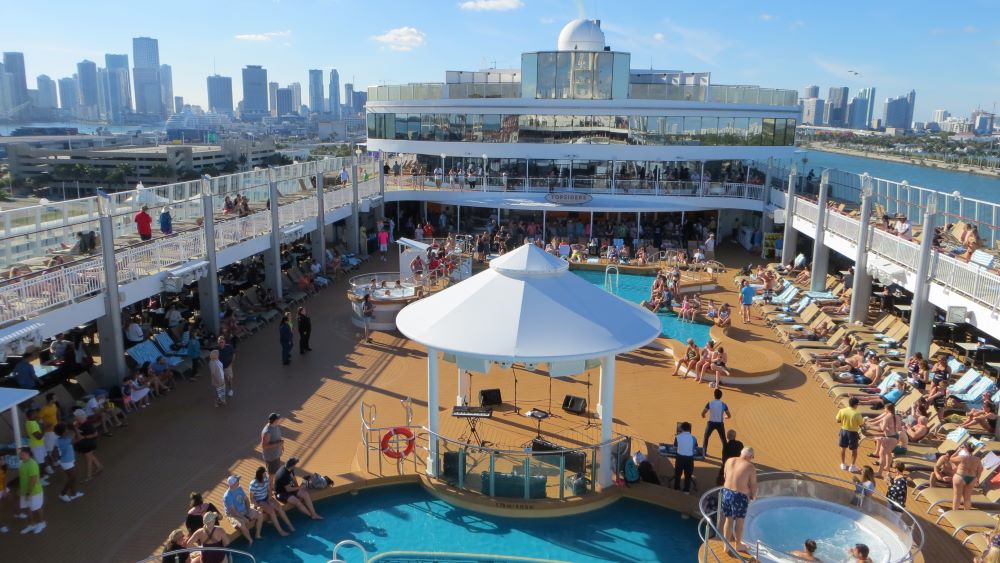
[479,388,502,407]
[562,394,587,414]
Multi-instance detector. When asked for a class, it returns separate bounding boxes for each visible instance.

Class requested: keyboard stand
[466,417,489,447]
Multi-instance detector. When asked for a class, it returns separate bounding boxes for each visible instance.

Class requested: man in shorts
[218,336,236,398]
[24,409,51,480]
[836,397,863,473]
[721,447,756,552]
[377,227,390,262]
[739,280,756,324]
[261,412,284,481]
[17,447,46,534]
[223,474,263,544]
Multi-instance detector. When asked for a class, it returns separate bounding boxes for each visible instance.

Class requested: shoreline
[803,142,1000,179]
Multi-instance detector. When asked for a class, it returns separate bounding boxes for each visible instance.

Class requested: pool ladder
[604,265,619,293]
[329,539,369,563]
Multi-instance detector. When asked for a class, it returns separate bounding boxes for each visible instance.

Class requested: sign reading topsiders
[544,192,593,205]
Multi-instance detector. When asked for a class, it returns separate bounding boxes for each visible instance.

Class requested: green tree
[114,163,136,187]
[150,164,176,180]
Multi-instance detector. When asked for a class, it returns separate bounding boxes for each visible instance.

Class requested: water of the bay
[798,149,1000,203]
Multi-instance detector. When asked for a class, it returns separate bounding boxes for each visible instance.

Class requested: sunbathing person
[794,266,811,286]
[851,379,905,407]
[931,450,956,487]
[930,356,951,384]
[959,401,998,434]
[828,351,867,382]
[672,339,700,377]
[925,379,948,407]
[694,341,716,383]
[905,416,930,443]
[787,321,832,342]
[705,300,718,320]
[820,295,851,316]
[810,336,855,364]
[716,304,732,330]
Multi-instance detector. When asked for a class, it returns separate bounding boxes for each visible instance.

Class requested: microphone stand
[512,367,520,414]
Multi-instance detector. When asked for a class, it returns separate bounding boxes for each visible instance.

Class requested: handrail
[136,546,257,563]
[368,551,570,563]
[697,470,924,563]
[331,539,368,563]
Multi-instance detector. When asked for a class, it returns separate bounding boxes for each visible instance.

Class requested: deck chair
[949,370,984,397]
[759,292,807,316]
[936,504,1000,537]
[826,371,903,398]
[852,389,919,418]
[774,313,831,344]
[766,299,814,323]
[788,323,878,352]
[150,332,194,373]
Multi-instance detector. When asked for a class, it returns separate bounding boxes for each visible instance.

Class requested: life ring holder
[380,427,415,459]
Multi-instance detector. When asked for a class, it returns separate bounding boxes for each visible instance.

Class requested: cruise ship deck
[0,244,968,562]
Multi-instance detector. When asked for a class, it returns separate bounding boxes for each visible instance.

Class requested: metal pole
[810,171,831,292]
[456,205,461,236]
[378,153,386,219]
[597,353,616,489]
[199,177,221,337]
[542,210,547,242]
[906,204,939,358]
[849,181,875,324]
[426,346,440,477]
[96,195,127,385]
[312,170,327,268]
[351,154,360,254]
[781,165,799,265]
[264,170,283,298]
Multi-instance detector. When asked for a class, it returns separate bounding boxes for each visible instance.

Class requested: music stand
[583,372,597,429]
[527,409,550,439]
[511,367,520,414]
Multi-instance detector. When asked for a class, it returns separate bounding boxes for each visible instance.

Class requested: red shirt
[134,211,153,236]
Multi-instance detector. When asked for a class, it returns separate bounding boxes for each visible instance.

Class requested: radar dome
[557,19,606,51]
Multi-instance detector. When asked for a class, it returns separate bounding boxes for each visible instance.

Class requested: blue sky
[3,0,999,121]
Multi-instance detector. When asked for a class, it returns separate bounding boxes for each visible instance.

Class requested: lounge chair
[917,465,1000,514]
[826,371,903,398]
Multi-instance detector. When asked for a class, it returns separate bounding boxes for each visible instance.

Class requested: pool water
[245,484,699,562]
[744,497,908,563]
[573,269,713,347]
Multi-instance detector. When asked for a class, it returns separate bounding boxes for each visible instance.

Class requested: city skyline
[1,0,999,121]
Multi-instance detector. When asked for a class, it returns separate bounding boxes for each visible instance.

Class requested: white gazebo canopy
[396,243,661,488]
[1,387,39,453]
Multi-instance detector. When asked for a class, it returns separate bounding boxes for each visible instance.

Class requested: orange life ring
[380,427,415,459]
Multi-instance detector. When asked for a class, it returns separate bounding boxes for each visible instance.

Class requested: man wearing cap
[273,457,322,520]
[223,475,263,544]
[135,205,153,241]
[261,413,284,481]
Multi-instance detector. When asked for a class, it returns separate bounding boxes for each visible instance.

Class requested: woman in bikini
[932,449,957,487]
[672,339,700,377]
[960,400,999,434]
[872,403,903,478]
[186,511,229,563]
[952,443,984,511]
[709,346,729,389]
[694,341,715,384]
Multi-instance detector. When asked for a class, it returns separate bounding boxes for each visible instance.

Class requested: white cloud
[789,20,805,30]
[539,17,557,24]
[371,27,427,51]
[759,14,774,21]
[234,30,291,42]
[653,32,665,42]
[459,0,523,10]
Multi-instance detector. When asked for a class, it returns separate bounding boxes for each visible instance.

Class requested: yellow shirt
[39,403,58,431]
[25,419,44,448]
[836,407,863,433]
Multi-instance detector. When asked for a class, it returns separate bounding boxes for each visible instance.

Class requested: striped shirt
[249,478,269,503]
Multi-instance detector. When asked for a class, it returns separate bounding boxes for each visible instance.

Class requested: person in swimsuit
[870,403,903,478]
[716,304,732,330]
[952,443,984,511]
[849,543,873,562]
[184,492,220,535]
[697,343,721,384]
[932,450,957,487]
[186,511,228,563]
[961,401,999,434]
[789,539,820,561]
[672,339,700,377]
[708,346,729,389]
[721,448,757,552]
[694,341,715,384]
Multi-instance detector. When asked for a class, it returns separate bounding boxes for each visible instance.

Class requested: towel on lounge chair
[804,291,836,300]
[954,376,996,406]
[950,370,983,396]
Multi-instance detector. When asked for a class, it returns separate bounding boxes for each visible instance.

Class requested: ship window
[537,53,557,99]
[761,118,776,146]
[747,117,762,146]
[555,52,572,99]
[521,54,537,99]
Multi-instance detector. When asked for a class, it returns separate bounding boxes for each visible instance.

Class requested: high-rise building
[97,67,111,120]
[105,54,132,123]
[241,65,269,118]
[35,75,58,109]
[268,82,279,116]
[76,60,100,119]
[933,109,950,124]
[826,86,849,127]
[972,111,995,135]
[352,89,367,113]
[344,82,354,114]
[883,90,916,131]
[328,69,341,118]
[802,98,825,126]
[803,85,819,99]
[289,82,302,113]
[275,87,294,116]
[308,69,324,113]
[132,37,162,117]
[0,64,14,113]
[847,87,876,130]
[2,52,29,106]
[207,75,234,115]
[58,76,78,114]
[160,64,174,116]
[174,96,184,113]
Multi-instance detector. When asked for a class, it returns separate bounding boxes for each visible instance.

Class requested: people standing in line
[837,397,863,473]
[721,447,757,552]
[672,422,697,493]
[717,429,745,486]
[54,423,82,503]
[217,336,236,398]
[208,350,226,407]
[159,207,173,235]
[261,413,284,482]
[702,389,731,458]
[361,294,375,344]
[71,409,103,481]
[279,313,294,366]
[135,205,153,241]
[16,447,45,534]
[297,307,312,354]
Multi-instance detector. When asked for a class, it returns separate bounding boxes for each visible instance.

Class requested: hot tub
[347,273,426,331]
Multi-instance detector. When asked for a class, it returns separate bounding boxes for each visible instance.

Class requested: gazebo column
[455,368,470,406]
[597,353,616,489]
[426,346,440,477]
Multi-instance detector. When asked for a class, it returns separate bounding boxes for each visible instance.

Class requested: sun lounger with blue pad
[949,370,982,397]
[953,375,996,406]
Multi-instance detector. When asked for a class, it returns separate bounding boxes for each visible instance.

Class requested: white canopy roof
[0,387,39,413]
[396,243,661,362]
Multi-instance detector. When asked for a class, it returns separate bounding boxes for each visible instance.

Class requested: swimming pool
[245,484,699,562]
[573,269,713,347]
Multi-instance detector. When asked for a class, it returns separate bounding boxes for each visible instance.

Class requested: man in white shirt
[702,389,732,458]
[894,216,912,241]
[704,233,716,253]
[673,421,698,492]
[125,317,145,345]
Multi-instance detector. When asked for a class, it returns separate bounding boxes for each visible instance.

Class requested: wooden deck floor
[0,243,969,562]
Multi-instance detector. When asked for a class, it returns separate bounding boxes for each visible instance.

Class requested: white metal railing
[795,198,819,223]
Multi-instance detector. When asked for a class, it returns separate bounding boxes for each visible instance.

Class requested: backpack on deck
[638,460,660,485]
[623,458,640,483]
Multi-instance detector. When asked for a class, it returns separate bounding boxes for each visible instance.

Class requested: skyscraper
[328,69,341,118]
[174,96,184,113]
[207,75,234,115]
[933,109,950,124]
[2,52,29,106]
[0,65,14,113]
[289,82,302,113]
[160,64,174,116]
[308,69,324,113]
[35,75,58,109]
[105,54,132,123]
[802,98,825,126]
[132,37,162,117]
[352,89,367,113]
[827,86,849,127]
[803,85,819,99]
[58,76,79,114]
[275,87,294,116]
[883,90,916,131]
[344,82,354,114]
[847,87,876,130]
[241,65,268,118]
[904,90,916,132]
[76,60,99,119]
[268,81,279,116]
